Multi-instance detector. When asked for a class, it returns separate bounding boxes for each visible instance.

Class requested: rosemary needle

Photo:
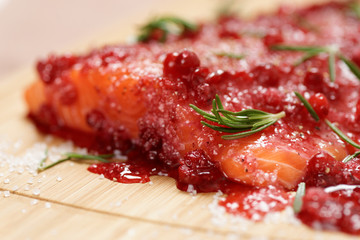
[272,44,360,82]
[294,91,320,121]
[38,152,113,171]
[293,182,306,213]
[137,16,198,42]
[215,52,245,60]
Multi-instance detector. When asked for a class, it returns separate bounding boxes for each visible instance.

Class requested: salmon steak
[25,1,360,235]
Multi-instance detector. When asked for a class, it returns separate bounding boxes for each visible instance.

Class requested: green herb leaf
[137,16,197,42]
[293,51,321,66]
[349,1,360,19]
[343,151,360,163]
[190,95,285,140]
[217,0,237,17]
[328,51,336,82]
[271,44,360,82]
[339,55,360,81]
[38,152,114,171]
[271,45,325,52]
[215,52,245,60]
[325,119,360,150]
[293,182,306,214]
[294,91,320,121]
[39,149,48,169]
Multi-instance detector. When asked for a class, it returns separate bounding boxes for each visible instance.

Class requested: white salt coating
[0,137,89,176]
[208,191,301,239]
[45,202,52,209]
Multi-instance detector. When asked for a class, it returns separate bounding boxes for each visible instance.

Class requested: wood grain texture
[0,0,358,239]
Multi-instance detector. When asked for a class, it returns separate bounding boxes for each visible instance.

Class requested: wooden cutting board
[0,0,357,239]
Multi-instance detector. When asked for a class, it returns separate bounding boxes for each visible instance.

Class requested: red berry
[37,104,59,126]
[178,149,223,185]
[163,49,201,81]
[37,55,78,84]
[263,30,283,47]
[304,152,343,187]
[303,68,324,92]
[86,109,107,131]
[205,70,233,84]
[355,99,360,121]
[251,64,282,87]
[308,93,329,119]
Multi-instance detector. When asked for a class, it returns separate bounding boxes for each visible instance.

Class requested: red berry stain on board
[219,186,291,221]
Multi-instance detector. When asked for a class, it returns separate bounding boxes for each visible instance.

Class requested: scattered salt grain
[3,191,10,198]
[3,178,10,184]
[148,181,153,185]
[0,173,3,177]
[21,209,27,214]
[12,185,19,191]
[56,176,62,182]
[27,178,34,185]
[24,184,30,191]
[30,199,39,205]
[99,174,104,180]
[32,188,40,196]
[37,179,42,183]
[45,202,52,209]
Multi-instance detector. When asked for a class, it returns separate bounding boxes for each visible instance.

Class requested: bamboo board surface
[0,0,358,239]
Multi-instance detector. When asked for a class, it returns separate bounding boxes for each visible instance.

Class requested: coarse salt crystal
[99,174,105,179]
[24,184,30,191]
[3,191,10,198]
[31,199,39,205]
[27,178,34,184]
[45,202,52,209]
[56,176,62,182]
[12,185,19,191]
[3,178,10,184]
[21,209,27,214]
[32,188,40,196]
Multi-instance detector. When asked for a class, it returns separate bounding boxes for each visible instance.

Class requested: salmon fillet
[25,1,360,190]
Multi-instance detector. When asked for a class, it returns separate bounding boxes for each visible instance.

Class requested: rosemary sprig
[215,52,245,59]
[294,91,320,121]
[38,152,113,171]
[293,182,306,214]
[295,91,360,163]
[349,1,360,19]
[190,95,285,140]
[39,149,49,169]
[271,44,360,82]
[217,0,237,17]
[137,16,197,42]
